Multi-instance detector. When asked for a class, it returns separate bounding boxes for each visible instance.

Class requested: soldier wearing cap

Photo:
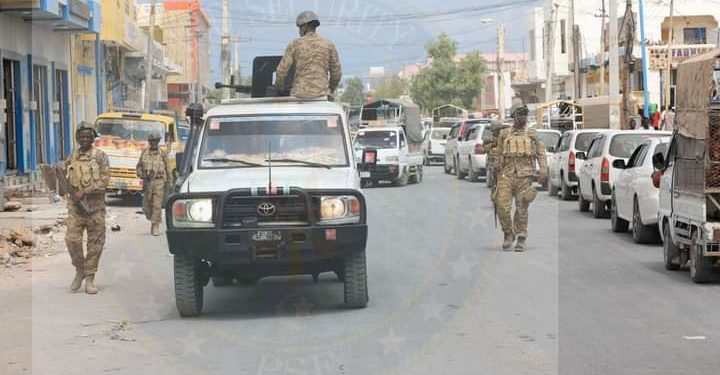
[136,129,172,236]
[65,122,110,294]
[495,100,548,251]
[276,11,342,99]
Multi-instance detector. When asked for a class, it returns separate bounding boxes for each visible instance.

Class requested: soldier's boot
[151,223,160,236]
[502,232,515,251]
[85,274,98,295]
[70,268,84,292]
[515,237,528,252]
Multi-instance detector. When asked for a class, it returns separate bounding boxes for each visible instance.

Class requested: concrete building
[0,0,101,193]
[160,0,211,115]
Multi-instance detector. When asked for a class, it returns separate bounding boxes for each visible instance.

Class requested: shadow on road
[107,195,143,208]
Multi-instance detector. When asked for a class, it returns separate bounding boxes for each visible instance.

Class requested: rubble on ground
[3,201,23,212]
[1,216,69,268]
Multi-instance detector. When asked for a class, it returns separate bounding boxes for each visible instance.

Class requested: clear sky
[190,0,547,82]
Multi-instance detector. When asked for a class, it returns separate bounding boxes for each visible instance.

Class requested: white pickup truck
[353,126,423,186]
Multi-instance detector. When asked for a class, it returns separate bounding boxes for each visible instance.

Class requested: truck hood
[183,167,360,193]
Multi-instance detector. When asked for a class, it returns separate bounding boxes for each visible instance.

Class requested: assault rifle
[54,165,90,214]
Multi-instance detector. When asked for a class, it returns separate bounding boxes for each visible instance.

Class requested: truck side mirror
[575,151,586,160]
[612,159,626,169]
[442,134,447,140]
[185,103,204,126]
[652,152,665,170]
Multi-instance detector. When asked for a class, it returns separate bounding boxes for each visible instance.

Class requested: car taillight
[652,170,662,189]
[474,144,485,155]
[601,157,610,182]
[569,151,576,173]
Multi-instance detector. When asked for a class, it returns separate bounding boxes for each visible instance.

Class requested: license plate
[251,230,282,242]
[360,171,371,178]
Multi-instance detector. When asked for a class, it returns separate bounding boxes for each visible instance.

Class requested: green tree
[410,33,486,111]
[374,77,408,100]
[339,77,365,106]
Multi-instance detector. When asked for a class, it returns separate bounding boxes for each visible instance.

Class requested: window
[589,135,606,159]
[558,133,571,152]
[465,126,479,141]
[399,131,407,147]
[626,144,647,168]
[574,132,598,152]
[529,29,536,60]
[561,20,567,54]
[609,134,668,158]
[683,27,707,45]
[354,130,397,149]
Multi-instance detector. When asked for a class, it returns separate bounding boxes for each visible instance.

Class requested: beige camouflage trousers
[496,175,537,238]
[143,179,166,224]
[66,209,106,275]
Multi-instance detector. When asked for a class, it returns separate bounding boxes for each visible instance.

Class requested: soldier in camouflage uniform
[276,11,342,99]
[482,119,504,196]
[495,101,548,252]
[136,130,172,236]
[65,122,110,294]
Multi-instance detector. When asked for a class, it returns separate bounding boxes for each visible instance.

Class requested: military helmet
[296,10,320,27]
[510,98,529,117]
[75,121,97,137]
[147,129,163,141]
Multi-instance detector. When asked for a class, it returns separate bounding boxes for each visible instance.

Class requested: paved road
[1,167,718,374]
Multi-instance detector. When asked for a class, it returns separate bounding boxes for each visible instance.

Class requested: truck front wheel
[663,222,681,271]
[174,254,205,317]
[690,233,714,283]
[343,250,369,308]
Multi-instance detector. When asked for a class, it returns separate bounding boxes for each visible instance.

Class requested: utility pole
[621,0,636,129]
[143,0,158,111]
[545,4,559,103]
[569,0,581,99]
[497,24,505,118]
[599,0,607,97]
[638,0,651,120]
[664,0,674,111]
[221,0,231,99]
[608,0,621,129]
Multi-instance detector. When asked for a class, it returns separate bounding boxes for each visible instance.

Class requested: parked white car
[610,137,671,243]
[548,129,608,200]
[576,130,671,218]
[533,129,561,190]
[424,127,451,165]
[444,119,491,174]
[456,123,489,182]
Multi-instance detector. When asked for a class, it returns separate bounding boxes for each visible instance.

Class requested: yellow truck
[93,111,184,195]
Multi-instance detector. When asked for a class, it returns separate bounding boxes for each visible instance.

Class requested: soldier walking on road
[495,101,548,252]
[64,122,109,294]
[276,11,342,99]
[136,130,172,236]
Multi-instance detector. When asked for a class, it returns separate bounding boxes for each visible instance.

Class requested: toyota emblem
[257,202,276,217]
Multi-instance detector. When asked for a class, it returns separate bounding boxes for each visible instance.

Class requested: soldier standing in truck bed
[276,11,342,99]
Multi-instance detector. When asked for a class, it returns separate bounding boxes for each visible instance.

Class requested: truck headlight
[319,196,361,224]
[172,199,214,228]
[386,156,399,162]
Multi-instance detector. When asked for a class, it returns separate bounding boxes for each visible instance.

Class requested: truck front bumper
[358,163,400,181]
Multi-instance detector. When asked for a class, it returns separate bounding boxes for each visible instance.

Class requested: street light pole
[143,0,158,111]
[481,19,505,118]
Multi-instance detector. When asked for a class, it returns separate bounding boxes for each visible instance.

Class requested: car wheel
[468,158,480,182]
[343,250,369,308]
[631,198,660,244]
[610,193,629,232]
[417,167,423,183]
[663,221,681,271]
[443,158,452,174]
[211,275,234,287]
[577,185,590,212]
[455,157,467,180]
[174,254,204,317]
[592,187,609,219]
[560,177,574,201]
[690,231,714,283]
[548,181,559,196]
[394,169,409,186]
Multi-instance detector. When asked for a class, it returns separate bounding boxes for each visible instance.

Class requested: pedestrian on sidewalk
[64,122,109,294]
[495,100,548,252]
[136,130,172,236]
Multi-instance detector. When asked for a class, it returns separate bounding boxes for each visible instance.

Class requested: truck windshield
[95,119,166,144]
[610,134,669,158]
[199,115,348,168]
[354,130,398,149]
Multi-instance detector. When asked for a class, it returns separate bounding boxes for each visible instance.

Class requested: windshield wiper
[265,158,332,169]
[202,158,263,167]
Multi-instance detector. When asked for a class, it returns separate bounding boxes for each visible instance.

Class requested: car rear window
[609,134,668,158]
[535,132,560,149]
[431,129,450,139]
[574,133,597,152]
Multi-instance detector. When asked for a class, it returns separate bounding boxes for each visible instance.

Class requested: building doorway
[55,69,69,160]
[32,65,47,164]
[2,59,19,172]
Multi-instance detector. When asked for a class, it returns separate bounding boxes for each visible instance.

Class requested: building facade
[0,0,101,191]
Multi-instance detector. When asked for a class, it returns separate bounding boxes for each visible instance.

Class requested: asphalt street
[1,167,719,375]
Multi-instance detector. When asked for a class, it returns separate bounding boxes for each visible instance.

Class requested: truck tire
[548,182,559,197]
[455,157,467,180]
[577,185,590,212]
[394,169,409,186]
[690,232,714,283]
[212,275,234,287]
[663,221,681,271]
[592,187,609,219]
[443,158,452,174]
[632,199,660,244]
[560,177,574,201]
[174,254,204,317]
[343,250,368,308]
[468,159,480,182]
[610,193,629,232]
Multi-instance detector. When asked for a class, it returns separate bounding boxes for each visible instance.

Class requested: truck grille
[110,168,138,179]
[222,194,308,227]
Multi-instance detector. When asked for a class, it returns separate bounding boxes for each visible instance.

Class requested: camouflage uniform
[276,31,342,99]
[136,147,172,230]
[65,147,110,280]
[482,120,504,196]
[496,126,547,249]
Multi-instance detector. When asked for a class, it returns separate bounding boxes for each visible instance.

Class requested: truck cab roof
[205,98,345,118]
